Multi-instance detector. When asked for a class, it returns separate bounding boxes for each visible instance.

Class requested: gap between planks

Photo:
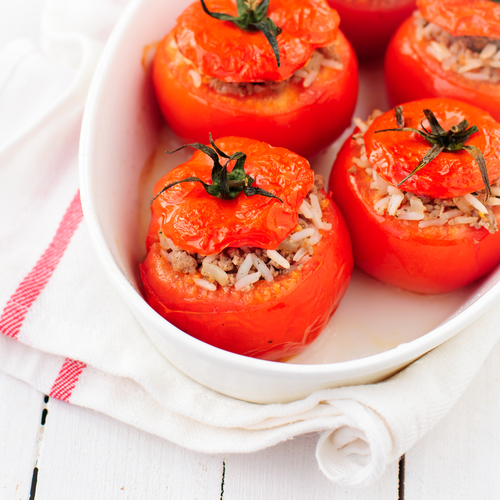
[398,455,405,500]
[220,459,226,500]
[29,394,50,500]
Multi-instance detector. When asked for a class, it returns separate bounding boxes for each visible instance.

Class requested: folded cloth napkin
[2,0,500,488]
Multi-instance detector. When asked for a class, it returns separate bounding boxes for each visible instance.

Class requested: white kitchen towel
[1,0,500,488]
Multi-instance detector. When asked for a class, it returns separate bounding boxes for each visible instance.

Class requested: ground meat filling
[414,11,500,83]
[158,176,332,291]
[350,112,500,234]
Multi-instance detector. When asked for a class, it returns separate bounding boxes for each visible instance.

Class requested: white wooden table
[3,1,500,498]
[2,339,500,500]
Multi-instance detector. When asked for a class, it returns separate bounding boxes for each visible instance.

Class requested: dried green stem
[200,0,282,67]
[375,107,492,198]
[152,134,283,204]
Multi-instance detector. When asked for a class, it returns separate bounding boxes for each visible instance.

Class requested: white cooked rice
[266,249,291,269]
[290,228,315,242]
[448,216,479,225]
[236,253,254,282]
[419,218,448,228]
[464,193,488,214]
[387,193,405,216]
[202,254,218,265]
[158,176,332,291]
[250,254,274,282]
[298,200,314,219]
[374,196,390,215]
[307,226,323,246]
[194,278,217,291]
[439,208,463,220]
[396,209,425,221]
[234,271,262,291]
[188,69,202,88]
[202,262,229,286]
[293,247,310,262]
[159,231,179,251]
[321,59,343,70]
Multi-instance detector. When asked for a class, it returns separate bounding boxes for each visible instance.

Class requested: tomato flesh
[140,198,353,360]
[327,0,416,58]
[153,31,358,158]
[385,16,500,122]
[329,132,500,294]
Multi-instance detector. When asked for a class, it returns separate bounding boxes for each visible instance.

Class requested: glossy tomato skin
[365,98,500,199]
[175,0,341,83]
[329,133,500,294]
[140,197,353,361]
[146,137,314,255]
[326,0,416,58]
[385,16,500,122]
[153,30,358,158]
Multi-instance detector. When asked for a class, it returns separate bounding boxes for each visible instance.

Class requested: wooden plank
[222,434,400,500]
[35,397,224,499]
[405,339,500,498]
[0,371,45,500]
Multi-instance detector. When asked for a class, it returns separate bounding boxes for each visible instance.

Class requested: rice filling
[158,175,332,290]
[414,11,500,83]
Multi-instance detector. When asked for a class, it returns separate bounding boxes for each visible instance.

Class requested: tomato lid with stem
[173,0,340,83]
[149,136,314,255]
[364,98,500,199]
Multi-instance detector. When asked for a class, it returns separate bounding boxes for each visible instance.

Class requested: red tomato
[328,100,500,294]
[326,0,416,58]
[146,137,314,255]
[365,98,500,199]
[141,136,353,360]
[153,1,358,158]
[385,5,500,122]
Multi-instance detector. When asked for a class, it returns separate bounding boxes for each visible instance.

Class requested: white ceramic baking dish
[79,0,500,403]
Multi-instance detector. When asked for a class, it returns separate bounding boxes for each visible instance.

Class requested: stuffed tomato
[140,136,353,360]
[329,98,500,294]
[385,0,500,121]
[326,0,416,58]
[152,0,358,158]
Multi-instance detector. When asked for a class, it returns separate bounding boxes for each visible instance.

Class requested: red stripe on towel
[0,192,83,338]
[50,358,86,401]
